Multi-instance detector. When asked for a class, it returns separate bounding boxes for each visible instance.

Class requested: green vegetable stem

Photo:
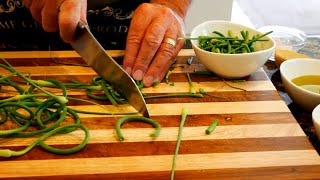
[187,73,196,94]
[205,119,219,134]
[171,107,189,180]
[115,116,161,142]
[0,124,89,157]
[186,30,272,54]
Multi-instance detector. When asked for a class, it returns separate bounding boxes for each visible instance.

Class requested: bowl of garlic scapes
[190,20,275,79]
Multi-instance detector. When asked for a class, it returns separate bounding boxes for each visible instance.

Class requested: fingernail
[125,67,132,75]
[132,69,144,80]
[144,76,154,86]
[154,76,160,82]
[152,76,160,84]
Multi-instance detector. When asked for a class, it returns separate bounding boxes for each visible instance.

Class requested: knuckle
[144,35,160,49]
[137,56,150,66]
[161,46,176,58]
[123,54,136,66]
[149,23,166,34]
[160,8,172,18]
[126,35,141,46]
[63,0,78,8]
[136,3,151,13]
[150,64,162,72]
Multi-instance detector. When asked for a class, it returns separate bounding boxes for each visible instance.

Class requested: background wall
[184,0,320,35]
[237,0,320,35]
[184,0,233,34]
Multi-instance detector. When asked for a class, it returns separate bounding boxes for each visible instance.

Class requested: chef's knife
[71,21,149,118]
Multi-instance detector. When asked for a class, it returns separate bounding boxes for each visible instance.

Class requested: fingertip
[143,76,153,87]
[123,54,137,75]
[29,0,43,24]
[132,69,144,81]
[41,11,59,32]
[59,19,75,43]
[59,0,82,43]
[125,66,132,75]
[43,24,58,32]
[143,75,159,87]
[59,12,78,43]
[23,0,31,8]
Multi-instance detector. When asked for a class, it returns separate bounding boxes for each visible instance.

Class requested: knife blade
[71,21,149,118]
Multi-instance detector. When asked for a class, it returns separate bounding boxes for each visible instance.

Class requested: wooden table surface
[1,49,320,179]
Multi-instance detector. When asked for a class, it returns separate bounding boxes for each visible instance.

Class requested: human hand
[123,3,186,87]
[23,0,87,43]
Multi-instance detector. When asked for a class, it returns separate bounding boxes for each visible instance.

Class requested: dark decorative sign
[0,0,148,51]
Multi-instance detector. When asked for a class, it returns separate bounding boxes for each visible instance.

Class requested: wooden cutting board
[1,49,320,179]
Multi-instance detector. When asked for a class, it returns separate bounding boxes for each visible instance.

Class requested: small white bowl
[280,58,320,112]
[190,20,275,78]
[312,104,320,139]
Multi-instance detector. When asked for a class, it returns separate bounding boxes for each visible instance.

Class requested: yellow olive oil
[291,75,320,94]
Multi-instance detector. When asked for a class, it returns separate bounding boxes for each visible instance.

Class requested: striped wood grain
[0,50,319,179]
[1,150,320,178]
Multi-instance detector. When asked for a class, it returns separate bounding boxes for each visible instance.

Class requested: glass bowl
[258,25,307,52]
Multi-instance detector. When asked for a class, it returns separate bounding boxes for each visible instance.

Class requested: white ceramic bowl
[190,20,276,78]
[280,58,320,112]
[312,104,320,139]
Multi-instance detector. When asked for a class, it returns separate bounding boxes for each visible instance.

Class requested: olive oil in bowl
[291,75,320,94]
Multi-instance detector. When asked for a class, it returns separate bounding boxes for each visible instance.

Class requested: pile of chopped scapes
[0,61,140,157]
[0,61,208,157]
[0,60,224,179]
[195,30,273,54]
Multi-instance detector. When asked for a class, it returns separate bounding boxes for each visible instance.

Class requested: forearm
[150,0,192,19]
